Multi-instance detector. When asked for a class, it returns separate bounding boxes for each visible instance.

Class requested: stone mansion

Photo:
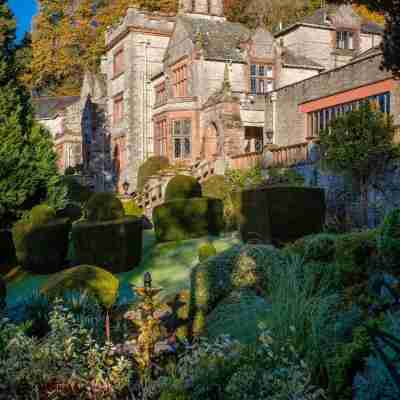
[34,2,389,193]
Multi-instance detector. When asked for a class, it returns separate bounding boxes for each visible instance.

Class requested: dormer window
[250,63,273,95]
[336,31,354,50]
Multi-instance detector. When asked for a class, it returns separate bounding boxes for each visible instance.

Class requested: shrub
[137,155,170,192]
[122,199,142,217]
[0,229,15,265]
[164,289,191,341]
[72,217,143,273]
[189,244,282,336]
[304,234,337,263]
[85,192,125,222]
[0,301,135,398]
[265,167,305,186]
[62,175,93,205]
[0,277,6,309]
[24,204,56,226]
[12,218,71,273]
[236,186,326,245]
[378,208,400,270]
[153,198,223,243]
[198,242,217,262]
[165,175,202,202]
[56,203,83,222]
[41,265,119,308]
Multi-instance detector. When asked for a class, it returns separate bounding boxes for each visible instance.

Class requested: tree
[0,0,66,226]
[319,102,399,226]
[333,0,400,78]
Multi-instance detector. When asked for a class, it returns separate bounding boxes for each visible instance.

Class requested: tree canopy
[0,0,66,227]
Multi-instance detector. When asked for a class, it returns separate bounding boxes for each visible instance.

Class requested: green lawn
[4,231,240,308]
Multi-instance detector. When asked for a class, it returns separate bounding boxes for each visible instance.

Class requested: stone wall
[265,53,398,147]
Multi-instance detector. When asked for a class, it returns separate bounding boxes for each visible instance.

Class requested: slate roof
[179,16,251,62]
[33,96,80,119]
[282,49,324,69]
[276,6,384,36]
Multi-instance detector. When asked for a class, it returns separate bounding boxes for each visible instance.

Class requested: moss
[12,219,71,274]
[25,204,56,226]
[137,156,170,192]
[165,175,202,202]
[122,199,142,217]
[41,265,119,308]
[72,217,143,273]
[236,186,326,245]
[378,208,400,270]
[84,192,125,222]
[153,198,224,243]
[198,242,217,262]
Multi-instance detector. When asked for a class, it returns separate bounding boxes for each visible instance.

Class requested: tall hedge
[165,175,202,202]
[71,217,143,273]
[12,219,71,273]
[0,229,15,265]
[235,186,326,245]
[85,192,125,222]
[137,156,169,192]
[153,198,224,243]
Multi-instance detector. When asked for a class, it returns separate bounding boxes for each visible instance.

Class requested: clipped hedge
[85,192,125,222]
[201,175,230,201]
[0,229,15,265]
[41,265,119,308]
[122,199,142,217]
[12,219,71,273]
[137,155,169,192]
[235,186,325,245]
[153,198,224,243]
[25,204,56,226]
[189,244,281,336]
[198,242,217,262]
[72,217,143,273]
[56,203,83,222]
[165,175,202,202]
[0,277,6,309]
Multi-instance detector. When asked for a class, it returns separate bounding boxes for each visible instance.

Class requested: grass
[4,230,240,308]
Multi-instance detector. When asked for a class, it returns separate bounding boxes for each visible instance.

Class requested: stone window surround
[113,46,125,79]
[113,92,124,126]
[155,81,167,106]
[247,58,274,96]
[154,118,168,156]
[332,27,360,52]
[172,118,192,160]
[172,58,189,98]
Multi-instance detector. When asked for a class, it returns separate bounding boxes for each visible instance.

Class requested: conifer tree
[0,0,66,227]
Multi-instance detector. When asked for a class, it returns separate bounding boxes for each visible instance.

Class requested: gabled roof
[179,16,251,62]
[282,49,324,70]
[33,96,80,119]
[275,5,384,37]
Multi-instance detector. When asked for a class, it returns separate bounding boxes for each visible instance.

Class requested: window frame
[172,62,188,98]
[172,119,192,160]
[113,93,124,126]
[336,30,354,50]
[249,62,274,95]
[113,47,125,78]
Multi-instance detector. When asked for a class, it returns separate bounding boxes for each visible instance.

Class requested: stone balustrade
[269,142,310,167]
[229,151,264,170]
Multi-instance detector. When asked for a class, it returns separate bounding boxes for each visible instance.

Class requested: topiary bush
[236,186,326,245]
[122,199,142,217]
[62,175,93,205]
[0,229,15,266]
[85,192,125,222]
[0,277,6,309]
[24,204,56,226]
[189,244,282,336]
[12,218,71,273]
[137,155,170,192]
[71,217,143,273]
[377,208,400,270]
[165,175,202,202]
[56,203,83,222]
[304,234,337,263]
[41,265,119,308]
[153,198,223,243]
[198,242,217,262]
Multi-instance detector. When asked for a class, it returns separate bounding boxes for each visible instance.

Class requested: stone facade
[34,3,383,193]
[265,51,400,147]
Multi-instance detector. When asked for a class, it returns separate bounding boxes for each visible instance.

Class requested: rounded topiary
[165,175,202,202]
[26,204,56,226]
[122,199,142,217]
[85,192,125,222]
[137,156,170,192]
[378,208,400,269]
[304,234,337,263]
[201,175,230,200]
[198,242,217,262]
[0,277,6,309]
[41,265,119,308]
